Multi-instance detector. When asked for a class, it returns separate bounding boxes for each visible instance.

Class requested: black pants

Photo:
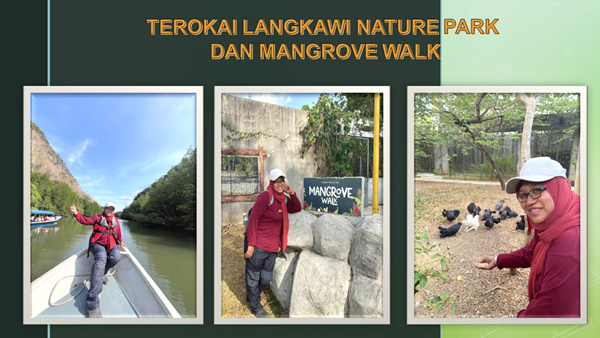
[244,235,277,314]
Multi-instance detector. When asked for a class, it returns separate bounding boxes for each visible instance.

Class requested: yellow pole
[373,93,380,214]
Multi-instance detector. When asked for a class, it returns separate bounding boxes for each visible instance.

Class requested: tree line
[30,171,104,216]
[116,147,196,234]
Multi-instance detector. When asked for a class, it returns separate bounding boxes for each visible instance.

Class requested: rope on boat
[48,266,116,307]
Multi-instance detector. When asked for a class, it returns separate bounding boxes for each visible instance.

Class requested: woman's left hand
[121,242,127,248]
[284,185,294,195]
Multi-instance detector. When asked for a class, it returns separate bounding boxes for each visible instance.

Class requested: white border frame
[214,86,390,324]
[406,86,587,325]
[23,86,204,325]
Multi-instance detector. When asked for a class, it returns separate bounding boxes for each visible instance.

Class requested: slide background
[6,0,597,337]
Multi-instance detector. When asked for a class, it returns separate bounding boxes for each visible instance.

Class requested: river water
[30,217,196,317]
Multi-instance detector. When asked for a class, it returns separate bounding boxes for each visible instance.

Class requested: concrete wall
[221,94,319,224]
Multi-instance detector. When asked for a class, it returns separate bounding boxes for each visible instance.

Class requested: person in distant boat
[44,216,48,221]
[244,168,302,318]
[70,202,127,318]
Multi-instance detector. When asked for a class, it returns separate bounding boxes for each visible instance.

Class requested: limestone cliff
[30,121,86,198]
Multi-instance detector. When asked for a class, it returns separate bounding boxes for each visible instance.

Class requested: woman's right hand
[245,246,255,258]
[70,204,77,215]
[474,256,496,270]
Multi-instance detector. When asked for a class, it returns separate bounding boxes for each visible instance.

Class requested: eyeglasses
[517,187,547,203]
[273,179,285,185]
[107,207,115,211]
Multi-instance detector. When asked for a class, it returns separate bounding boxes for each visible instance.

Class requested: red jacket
[497,226,580,317]
[74,212,122,253]
[246,191,301,252]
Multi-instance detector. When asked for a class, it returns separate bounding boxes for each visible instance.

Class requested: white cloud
[249,94,293,107]
[67,139,91,164]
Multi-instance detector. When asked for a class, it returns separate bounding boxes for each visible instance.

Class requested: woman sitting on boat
[70,202,126,318]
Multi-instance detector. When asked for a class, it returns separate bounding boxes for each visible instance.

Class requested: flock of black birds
[438,200,526,238]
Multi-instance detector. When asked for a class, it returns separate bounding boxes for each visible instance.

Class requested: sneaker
[254,308,269,318]
[103,276,109,285]
[87,308,102,318]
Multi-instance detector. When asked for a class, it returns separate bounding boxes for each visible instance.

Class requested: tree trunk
[477,142,506,190]
[517,93,543,171]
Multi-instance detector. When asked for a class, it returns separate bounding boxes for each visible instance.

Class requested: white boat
[30,246,181,318]
[30,209,62,226]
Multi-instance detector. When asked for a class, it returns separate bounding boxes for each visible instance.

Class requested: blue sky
[31,93,196,212]
[228,93,322,109]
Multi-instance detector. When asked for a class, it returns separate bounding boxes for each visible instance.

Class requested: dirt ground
[414,180,532,318]
[221,223,286,318]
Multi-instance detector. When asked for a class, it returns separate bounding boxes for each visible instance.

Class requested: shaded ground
[414,181,531,318]
[221,223,286,318]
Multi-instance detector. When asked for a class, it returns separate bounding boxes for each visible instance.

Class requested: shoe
[87,308,102,318]
[254,308,268,318]
[103,276,109,285]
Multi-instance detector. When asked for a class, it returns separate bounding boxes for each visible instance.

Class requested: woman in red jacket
[70,202,126,318]
[475,157,580,317]
[244,169,302,318]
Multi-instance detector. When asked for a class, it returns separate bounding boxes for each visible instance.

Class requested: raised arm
[70,203,99,225]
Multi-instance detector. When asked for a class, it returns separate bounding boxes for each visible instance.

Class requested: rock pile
[270,211,383,318]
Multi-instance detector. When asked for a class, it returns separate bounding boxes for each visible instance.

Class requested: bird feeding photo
[215,87,390,324]
[24,87,203,325]
[407,87,587,324]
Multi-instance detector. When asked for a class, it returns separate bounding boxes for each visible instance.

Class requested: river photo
[30,217,196,317]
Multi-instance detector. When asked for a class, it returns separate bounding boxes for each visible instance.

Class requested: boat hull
[30,246,180,318]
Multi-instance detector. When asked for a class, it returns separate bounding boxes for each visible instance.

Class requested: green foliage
[414,229,457,314]
[300,94,367,177]
[120,147,196,232]
[477,154,516,179]
[30,171,103,216]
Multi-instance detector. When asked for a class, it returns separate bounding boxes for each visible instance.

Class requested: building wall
[220,94,319,224]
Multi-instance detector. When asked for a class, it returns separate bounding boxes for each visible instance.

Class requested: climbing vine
[222,121,286,152]
[300,94,366,177]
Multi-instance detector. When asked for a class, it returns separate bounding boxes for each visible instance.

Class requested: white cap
[505,157,567,194]
[268,168,286,181]
[105,202,116,209]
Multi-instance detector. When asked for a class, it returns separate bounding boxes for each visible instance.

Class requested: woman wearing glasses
[475,157,580,318]
[70,202,126,318]
[244,168,302,318]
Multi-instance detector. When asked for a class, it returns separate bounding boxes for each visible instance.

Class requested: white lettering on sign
[308,185,352,206]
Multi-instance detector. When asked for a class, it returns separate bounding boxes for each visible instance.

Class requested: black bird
[516,215,526,231]
[500,209,508,220]
[446,209,460,222]
[439,222,462,238]
[492,217,502,224]
[482,209,496,221]
[484,218,494,230]
[442,209,448,218]
[467,203,481,216]
[495,199,506,211]
[504,206,519,218]
[467,203,476,214]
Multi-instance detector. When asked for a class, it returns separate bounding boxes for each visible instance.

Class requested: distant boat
[30,210,62,226]
[31,246,181,318]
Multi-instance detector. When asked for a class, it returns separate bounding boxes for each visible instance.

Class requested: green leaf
[419,275,427,291]
[441,259,446,270]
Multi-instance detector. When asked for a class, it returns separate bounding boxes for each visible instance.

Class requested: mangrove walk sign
[303,177,365,217]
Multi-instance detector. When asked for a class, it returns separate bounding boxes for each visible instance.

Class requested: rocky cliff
[30,121,86,198]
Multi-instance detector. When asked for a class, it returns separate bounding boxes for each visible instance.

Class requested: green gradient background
[441,1,599,337]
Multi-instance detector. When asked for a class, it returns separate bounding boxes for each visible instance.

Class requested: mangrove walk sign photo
[303,177,365,217]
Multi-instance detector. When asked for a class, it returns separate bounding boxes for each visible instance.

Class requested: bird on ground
[464,214,480,232]
[484,218,494,230]
[500,209,508,220]
[504,206,518,218]
[516,215,526,231]
[438,222,462,238]
[467,203,481,216]
[442,209,460,221]
[482,209,496,221]
[495,199,506,211]
[492,217,502,224]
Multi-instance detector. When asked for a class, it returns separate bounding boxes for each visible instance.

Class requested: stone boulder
[312,214,354,260]
[289,250,351,318]
[287,210,316,250]
[347,273,383,318]
[270,249,300,312]
[349,214,383,279]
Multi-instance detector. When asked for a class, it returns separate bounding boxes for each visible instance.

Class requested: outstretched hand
[70,204,77,215]
[474,256,496,270]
